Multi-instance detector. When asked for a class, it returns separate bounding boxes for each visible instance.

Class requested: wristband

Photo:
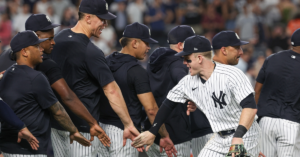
[233,125,247,138]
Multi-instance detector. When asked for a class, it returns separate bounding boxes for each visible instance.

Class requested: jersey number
[212,91,227,109]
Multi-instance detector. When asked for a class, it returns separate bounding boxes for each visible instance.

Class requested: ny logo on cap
[106,3,108,10]
[149,29,151,35]
[194,48,198,51]
[292,42,294,45]
[183,41,185,48]
[33,32,38,37]
[46,15,51,22]
[191,27,195,33]
[235,33,240,39]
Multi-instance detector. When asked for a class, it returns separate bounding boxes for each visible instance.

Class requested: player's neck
[213,55,227,64]
[291,46,300,54]
[198,61,215,81]
[16,59,35,69]
[71,21,91,38]
[120,47,137,58]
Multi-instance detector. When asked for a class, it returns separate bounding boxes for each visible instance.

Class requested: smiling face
[36,29,55,54]
[226,45,243,65]
[89,15,107,38]
[183,53,202,76]
[24,44,44,66]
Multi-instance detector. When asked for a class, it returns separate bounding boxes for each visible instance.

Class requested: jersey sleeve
[127,65,152,94]
[228,69,254,104]
[32,74,58,109]
[166,76,189,103]
[85,44,115,87]
[37,59,63,85]
[256,57,269,84]
[0,99,24,130]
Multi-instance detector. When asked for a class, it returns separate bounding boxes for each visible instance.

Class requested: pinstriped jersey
[167,63,256,132]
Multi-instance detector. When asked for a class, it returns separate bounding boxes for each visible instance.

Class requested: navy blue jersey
[51,29,114,132]
[257,50,300,123]
[100,52,151,130]
[0,65,57,154]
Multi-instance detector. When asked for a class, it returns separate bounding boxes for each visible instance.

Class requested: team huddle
[0,0,300,157]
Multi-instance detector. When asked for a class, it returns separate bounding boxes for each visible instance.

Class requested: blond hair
[193,51,212,60]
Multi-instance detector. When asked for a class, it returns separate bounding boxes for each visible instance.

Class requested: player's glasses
[183,56,192,63]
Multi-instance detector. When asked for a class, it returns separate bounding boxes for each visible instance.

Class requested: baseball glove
[225,144,251,157]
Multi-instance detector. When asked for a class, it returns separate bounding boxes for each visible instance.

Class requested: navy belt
[218,129,235,136]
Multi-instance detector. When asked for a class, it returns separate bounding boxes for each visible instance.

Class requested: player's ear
[221,47,228,56]
[132,39,138,49]
[178,42,184,50]
[85,14,92,24]
[21,48,29,58]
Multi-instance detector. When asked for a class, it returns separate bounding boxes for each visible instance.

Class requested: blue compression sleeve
[0,100,24,130]
[149,99,177,135]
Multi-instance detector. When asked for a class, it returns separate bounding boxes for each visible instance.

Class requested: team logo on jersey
[46,15,51,22]
[211,91,227,109]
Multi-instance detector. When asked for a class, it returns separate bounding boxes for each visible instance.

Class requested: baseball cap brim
[142,38,158,44]
[232,40,249,46]
[40,24,61,31]
[32,38,49,45]
[97,12,116,20]
[175,51,192,56]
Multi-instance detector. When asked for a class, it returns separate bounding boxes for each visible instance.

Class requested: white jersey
[167,63,256,132]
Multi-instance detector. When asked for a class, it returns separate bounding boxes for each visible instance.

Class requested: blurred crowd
[1,0,300,87]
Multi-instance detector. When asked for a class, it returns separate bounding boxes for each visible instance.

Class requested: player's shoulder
[266,49,291,61]
[9,65,44,81]
[85,42,105,58]
[54,28,90,45]
[215,63,245,78]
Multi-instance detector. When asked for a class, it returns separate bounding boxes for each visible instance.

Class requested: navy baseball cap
[10,30,48,53]
[212,31,249,49]
[291,28,300,46]
[123,22,158,44]
[25,14,60,31]
[79,0,116,20]
[175,35,212,56]
[168,25,195,44]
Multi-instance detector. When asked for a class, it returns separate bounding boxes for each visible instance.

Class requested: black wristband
[233,125,247,138]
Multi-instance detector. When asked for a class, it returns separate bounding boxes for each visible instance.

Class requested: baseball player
[24,14,110,156]
[99,22,176,157]
[0,31,90,157]
[0,98,39,150]
[51,0,143,156]
[146,25,213,157]
[254,29,300,156]
[132,35,261,157]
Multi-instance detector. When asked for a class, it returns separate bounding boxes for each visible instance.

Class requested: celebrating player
[147,25,213,157]
[100,22,176,157]
[255,28,300,157]
[51,0,143,156]
[0,31,90,157]
[132,35,261,157]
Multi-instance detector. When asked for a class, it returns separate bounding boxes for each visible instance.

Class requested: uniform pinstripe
[259,117,300,157]
[51,128,103,157]
[97,122,138,157]
[166,63,260,157]
[191,133,214,157]
[146,141,191,157]
[2,153,46,157]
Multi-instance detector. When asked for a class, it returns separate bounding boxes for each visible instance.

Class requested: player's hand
[258,152,266,157]
[187,101,197,116]
[132,131,156,151]
[70,131,91,146]
[0,70,5,80]
[18,127,39,150]
[123,124,144,152]
[159,136,177,157]
[231,137,243,145]
[89,124,111,147]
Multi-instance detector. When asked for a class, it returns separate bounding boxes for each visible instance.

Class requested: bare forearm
[104,81,133,127]
[50,102,78,134]
[239,108,257,130]
[62,92,97,127]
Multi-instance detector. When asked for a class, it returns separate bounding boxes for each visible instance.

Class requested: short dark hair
[119,37,133,47]
[78,12,86,20]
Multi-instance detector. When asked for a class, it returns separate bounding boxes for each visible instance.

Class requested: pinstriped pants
[51,128,104,157]
[145,141,191,157]
[98,123,139,157]
[199,122,260,157]
[191,133,214,157]
[259,117,300,157]
[2,153,46,157]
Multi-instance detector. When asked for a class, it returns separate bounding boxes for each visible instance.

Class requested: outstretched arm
[48,101,91,146]
[51,78,110,146]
